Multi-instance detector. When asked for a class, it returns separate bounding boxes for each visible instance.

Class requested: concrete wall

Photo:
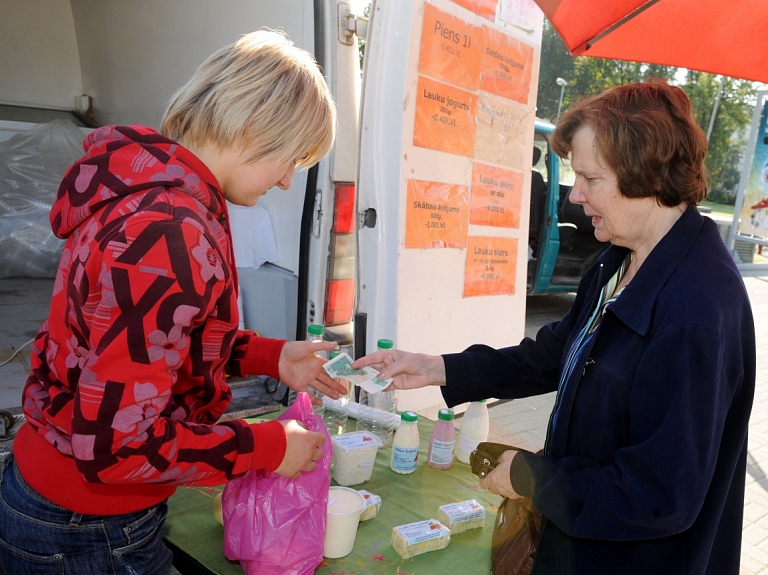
[0,0,82,109]
[0,0,313,126]
[69,0,313,128]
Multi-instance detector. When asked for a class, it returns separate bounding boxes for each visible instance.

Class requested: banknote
[322,352,393,394]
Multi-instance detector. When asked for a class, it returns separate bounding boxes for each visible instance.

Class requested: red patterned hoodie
[14,126,288,515]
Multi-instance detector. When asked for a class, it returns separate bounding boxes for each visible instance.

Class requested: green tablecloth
[164,413,501,575]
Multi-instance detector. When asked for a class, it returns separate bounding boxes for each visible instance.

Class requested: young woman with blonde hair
[0,30,344,575]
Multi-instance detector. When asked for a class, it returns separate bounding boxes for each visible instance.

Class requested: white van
[0,0,543,415]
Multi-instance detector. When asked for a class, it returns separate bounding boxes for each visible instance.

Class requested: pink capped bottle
[427,408,456,470]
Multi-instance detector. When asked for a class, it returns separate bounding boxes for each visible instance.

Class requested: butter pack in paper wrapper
[391,519,450,559]
[436,499,486,534]
[357,489,381,521]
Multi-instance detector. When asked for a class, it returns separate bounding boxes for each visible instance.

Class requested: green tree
[537,19,757,203]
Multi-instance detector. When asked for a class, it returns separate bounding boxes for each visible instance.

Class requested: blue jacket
[442,207,755,574]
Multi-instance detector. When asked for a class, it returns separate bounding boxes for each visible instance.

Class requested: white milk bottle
[456,400,489,464]
[322,351,349,435]
[390,411,420,474]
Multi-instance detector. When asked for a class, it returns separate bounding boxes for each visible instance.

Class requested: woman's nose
[276,167,295,190]
[568,182,587,204]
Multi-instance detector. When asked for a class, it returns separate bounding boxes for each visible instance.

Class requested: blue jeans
[0,454,173,575]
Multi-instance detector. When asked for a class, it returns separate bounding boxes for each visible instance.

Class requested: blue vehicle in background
[527,120,608,294]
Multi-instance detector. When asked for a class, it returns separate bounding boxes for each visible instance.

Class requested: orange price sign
[474,91,532,170]
[419,3,482,91]
[405,179,470,249]
[470,162,523,228]
[463,236,518,297]
[480,25,534,103]
[413,75,478,157]
[450,0,499,21]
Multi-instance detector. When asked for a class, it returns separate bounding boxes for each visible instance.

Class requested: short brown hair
[550,79,708,207]
[161,29,336,169]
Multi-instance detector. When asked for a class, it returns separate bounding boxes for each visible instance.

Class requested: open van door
[355,0,544,416]
[237,0,364,356]
[526,120,608,294]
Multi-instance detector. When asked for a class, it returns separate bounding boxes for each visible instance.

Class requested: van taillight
[324,183,356,326]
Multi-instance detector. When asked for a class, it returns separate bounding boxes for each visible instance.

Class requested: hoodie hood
[51,125,224,238]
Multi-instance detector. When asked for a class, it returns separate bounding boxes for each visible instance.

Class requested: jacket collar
[597,206,704,337]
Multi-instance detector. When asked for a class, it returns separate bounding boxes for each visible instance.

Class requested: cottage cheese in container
[331,431,382,486]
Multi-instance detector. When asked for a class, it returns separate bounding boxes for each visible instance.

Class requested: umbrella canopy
[535,0,768,83]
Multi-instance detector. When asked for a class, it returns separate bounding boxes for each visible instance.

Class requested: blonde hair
[161,29,336,168]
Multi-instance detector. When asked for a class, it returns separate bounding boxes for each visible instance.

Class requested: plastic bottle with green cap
[427,408,456,470]
[390,411,420,474]
[288,324,328,409]
[322,350,349,434]
[456,400,489,464]
[356,338,398,445]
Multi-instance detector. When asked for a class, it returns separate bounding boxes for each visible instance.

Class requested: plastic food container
[324,487,366,558]
[331,431,382,486]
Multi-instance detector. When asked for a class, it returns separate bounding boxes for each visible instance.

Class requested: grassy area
[699,200,734,217]
[698,201,768,264]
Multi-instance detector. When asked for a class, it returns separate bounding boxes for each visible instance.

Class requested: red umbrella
[535,0,768,83]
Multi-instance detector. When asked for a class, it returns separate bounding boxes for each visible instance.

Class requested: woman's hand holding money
[351,349,446,391]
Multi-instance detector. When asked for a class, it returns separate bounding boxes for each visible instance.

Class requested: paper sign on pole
[419,3,482,91]
[405,179,470,248]
[413,75,478,157]
[463,236,518,296]
[474,91,532,169]
[480,25,534,103]
[469,162,523,227]
[450,0,499,21]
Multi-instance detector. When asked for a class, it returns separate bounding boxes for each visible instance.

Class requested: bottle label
[391,445,419,473]
[429,439,456,465]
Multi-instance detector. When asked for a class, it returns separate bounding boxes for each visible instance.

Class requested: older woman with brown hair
[354,79,756,575]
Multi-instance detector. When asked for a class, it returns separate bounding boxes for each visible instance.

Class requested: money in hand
[322,352,393,394]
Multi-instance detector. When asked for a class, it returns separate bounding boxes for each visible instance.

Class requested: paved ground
[476,277,768,575]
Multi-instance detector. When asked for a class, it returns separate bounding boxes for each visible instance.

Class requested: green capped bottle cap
[377,338,394,349]
[308,324,324,336]
[329,351,339,359]
[401,411,418,422]
[437,408,455,421]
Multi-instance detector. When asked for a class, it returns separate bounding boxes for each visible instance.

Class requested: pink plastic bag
[222,392,332,575]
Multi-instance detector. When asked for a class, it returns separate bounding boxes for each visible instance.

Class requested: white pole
[556,78,567,121]
[706,76,724,143]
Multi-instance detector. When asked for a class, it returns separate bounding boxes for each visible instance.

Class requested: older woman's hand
[278,340,348,405]
[478,450,524,500]
[351,349,446,391]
